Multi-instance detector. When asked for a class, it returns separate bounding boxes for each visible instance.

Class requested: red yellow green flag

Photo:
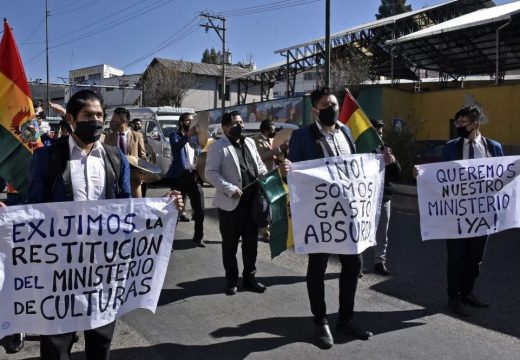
[338,89,383,153]
[258,169,293,258]
[0,19,40,195]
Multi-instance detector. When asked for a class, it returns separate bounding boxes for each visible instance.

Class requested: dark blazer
[166,130,202,179]
[442,137,503,161]
[288,122,356,162]
[27,136,131,203]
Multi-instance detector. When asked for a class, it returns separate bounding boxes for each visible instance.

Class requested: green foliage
[376,0,412,20]
[201,47,221,64]
[383,122,417,184]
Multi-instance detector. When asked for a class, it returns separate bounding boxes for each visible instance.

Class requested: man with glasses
[442,105,503,317]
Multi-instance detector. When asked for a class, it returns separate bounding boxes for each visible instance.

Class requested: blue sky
[0,0,512,82]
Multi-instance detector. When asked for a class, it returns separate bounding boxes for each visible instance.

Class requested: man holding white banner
[288,87,385,349]
[0,90,183,360]
[417,105,504,318]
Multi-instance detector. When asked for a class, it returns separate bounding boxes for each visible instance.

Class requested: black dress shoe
[336,320,373,340]
[193,238,206,248]
[243,278,266,293]
[358,270,363,278]
[374,262,391,276]
[315,324,334,349]
[178,214,190,222]
[5,333,24,353]
[448,297,469,317]
[225,283,237,296]
[461,293,489,308]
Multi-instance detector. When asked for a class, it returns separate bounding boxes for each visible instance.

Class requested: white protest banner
[0,197,177,337]
[287,154,385,255]
[417,156,520,240]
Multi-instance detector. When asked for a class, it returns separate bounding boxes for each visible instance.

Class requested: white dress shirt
[463,134,489,159]
[68,136,106,201]
[182,132,197,170]
[315,120,352,157]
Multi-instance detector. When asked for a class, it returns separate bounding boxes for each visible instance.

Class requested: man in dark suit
[166,112,208,247]
[288,87,372,349]
[27,90,131,360]
[205,111,268,296]
[442,105,503,317]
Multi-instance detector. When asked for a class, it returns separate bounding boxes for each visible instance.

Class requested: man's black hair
[66,90,104,119]
[454,105,481,123]
[310,87,333,107]
[221,110,241,127]
[260,119,274,133]
[179,112,194,123]
[32,99,43,109]
[131,118,142,124]
[113,107,130,122]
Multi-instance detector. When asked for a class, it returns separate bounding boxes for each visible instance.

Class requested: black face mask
[74,120,104,144]
[268,131,276,139]
[318,106,338,127]
[182,124,190,132]
[456,125,473,139]
[229,124,243,139]
[133,125,141,131]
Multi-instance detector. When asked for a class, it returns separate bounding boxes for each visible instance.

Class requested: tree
[317,47,371,100]
[141,60,199,107]
[201,49,210,63]
[201,47,222,64]
[375,0,412,20]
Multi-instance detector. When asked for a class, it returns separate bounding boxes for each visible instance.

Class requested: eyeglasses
[454,119,473,127]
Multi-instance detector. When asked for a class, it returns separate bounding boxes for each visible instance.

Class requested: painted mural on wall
[197,96,310,126]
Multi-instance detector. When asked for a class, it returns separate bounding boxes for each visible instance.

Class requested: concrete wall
[359,84,520,154]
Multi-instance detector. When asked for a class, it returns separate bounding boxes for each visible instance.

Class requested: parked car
[105,106,195,176]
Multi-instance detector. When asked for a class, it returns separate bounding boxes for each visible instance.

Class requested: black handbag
[251,186,271,228]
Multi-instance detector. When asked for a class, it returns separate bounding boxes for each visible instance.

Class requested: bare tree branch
[142,61,200,107]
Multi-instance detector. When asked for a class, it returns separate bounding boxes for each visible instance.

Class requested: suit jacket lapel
[222,136,241,176]
[456,138,464,160]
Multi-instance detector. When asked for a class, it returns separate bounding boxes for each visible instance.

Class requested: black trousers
[218,191,259,283]
[170,170,205,241]
[40,321,115,360]
[307,253,363,325]
[446,235,488,298]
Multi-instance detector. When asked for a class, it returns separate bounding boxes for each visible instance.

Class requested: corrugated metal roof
[388,1,520,44]
[154,58,252,79]
[274,0,459,54]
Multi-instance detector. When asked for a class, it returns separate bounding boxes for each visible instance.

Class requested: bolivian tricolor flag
[0,19,39,195]
[338,89,382,153]
[258,169,293,258]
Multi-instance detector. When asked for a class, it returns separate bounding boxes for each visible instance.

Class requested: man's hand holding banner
[0,198,178,337]
[288,154,385,255]
[416,156,520,240]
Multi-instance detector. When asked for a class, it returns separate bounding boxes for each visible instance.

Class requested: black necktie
[468,140,475,159]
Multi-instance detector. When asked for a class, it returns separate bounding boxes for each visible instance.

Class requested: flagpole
[45,0,50,115]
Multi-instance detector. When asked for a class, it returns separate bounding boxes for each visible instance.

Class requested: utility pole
[324,0,331,88]
[200,13,226,119]
[45,0,50,115]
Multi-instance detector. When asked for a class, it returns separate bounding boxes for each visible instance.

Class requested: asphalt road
[2,186,519,359]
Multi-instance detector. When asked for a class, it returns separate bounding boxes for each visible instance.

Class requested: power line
[218,0,320,17]
[50,0,178,49]
[51,0,103,16]
[50,0,84,12]
[49,0,156,43]
[122,17,202,69]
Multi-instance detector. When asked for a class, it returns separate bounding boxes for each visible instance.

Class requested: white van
[105,106,195,176]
